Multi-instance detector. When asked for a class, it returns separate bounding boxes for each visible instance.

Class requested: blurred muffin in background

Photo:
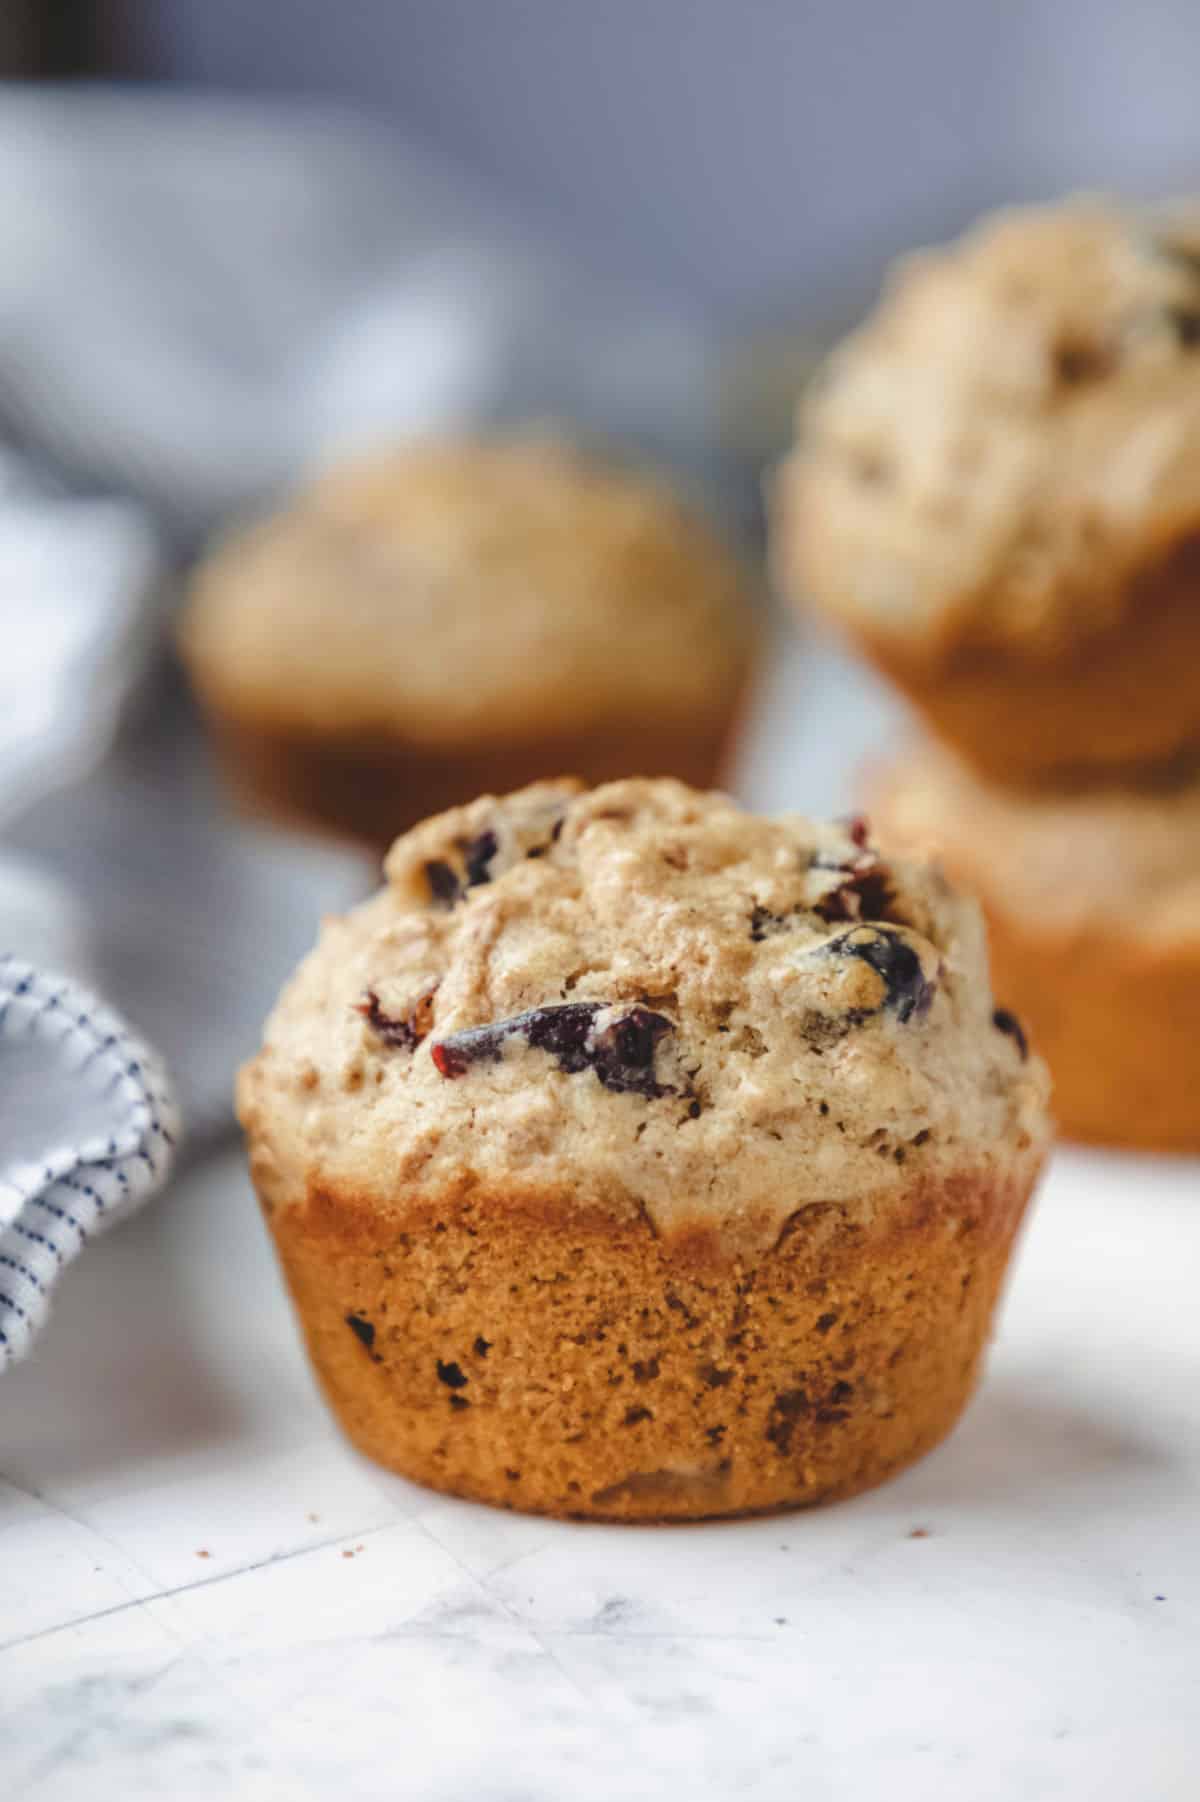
[773,198,1200,788]
[871,738,1200,1153]
[180,437,759,851]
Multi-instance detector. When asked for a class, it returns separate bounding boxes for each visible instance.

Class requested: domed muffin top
[182,437,756,745]
[240,779,1049,1253]
[776,198,1200,661]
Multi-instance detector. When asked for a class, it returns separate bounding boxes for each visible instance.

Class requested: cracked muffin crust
[181,437,758,848]
[240,778,1050,1519]
[872,741,1200,1152]
[773,198,1200,786]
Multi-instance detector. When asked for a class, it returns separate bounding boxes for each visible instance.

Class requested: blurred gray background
[42,0,1200,324]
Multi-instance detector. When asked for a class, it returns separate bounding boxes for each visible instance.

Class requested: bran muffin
[872,740,1200,1152]
[773,198,1200,787]
[239,778,1049,1521]
[181,438,758,850]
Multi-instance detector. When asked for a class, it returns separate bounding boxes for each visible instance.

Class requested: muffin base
[980,910,1200,1153]
[258,1164,1040,1521]
[210,712,743,853]
[857,530,1200,789]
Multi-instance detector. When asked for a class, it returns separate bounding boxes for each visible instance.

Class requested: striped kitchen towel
[0,955,178,1369]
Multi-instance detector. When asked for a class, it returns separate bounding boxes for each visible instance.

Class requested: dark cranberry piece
[436,1359,468,1389]
[424,859,461,907]
[839,814,871,849]
[431,1001,673,1097]
[750,904,780,942]
[823,924,936,1024]
[813,860,894,924]
[591,1008,674,1096]
[461,830,499,888]
[811,842,895,924]
[992,1007,1028,1060]
[356,987,436,1051]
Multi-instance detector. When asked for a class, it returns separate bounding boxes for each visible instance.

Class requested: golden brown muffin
[871,739,1200,1152]
[773,199,1200,788]
[239,778,1049,1520]
[181,438,758,850]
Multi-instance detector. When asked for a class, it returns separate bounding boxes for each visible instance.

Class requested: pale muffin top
[239,779,1049,1254]
[775,198,1200,662]
[182,437,756,746]
[873,739,1200,945]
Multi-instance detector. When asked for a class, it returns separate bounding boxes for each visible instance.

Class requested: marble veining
[2,1138,1196,1801]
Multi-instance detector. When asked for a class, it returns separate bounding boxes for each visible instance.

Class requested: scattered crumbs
[909,1526,931,1539]
[341,1544,367,1560]
[774,1617,787,1626]
[307,1512,320,1524]
[195,1549,212,1560]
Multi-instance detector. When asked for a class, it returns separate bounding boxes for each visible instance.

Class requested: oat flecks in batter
[240,778,1047,1250]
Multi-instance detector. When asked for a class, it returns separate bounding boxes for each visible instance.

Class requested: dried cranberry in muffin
[432,1000,674,1097]
[240,778,1049,1521]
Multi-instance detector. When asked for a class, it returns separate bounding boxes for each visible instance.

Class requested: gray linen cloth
[0,85,768,1360]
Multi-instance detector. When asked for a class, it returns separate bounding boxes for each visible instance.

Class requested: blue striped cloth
[0,955,178,1369]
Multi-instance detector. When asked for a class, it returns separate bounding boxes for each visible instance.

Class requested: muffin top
[775,198,1200,662]
[873,741,1200,946]
[239,779,1048,1253]
[182,437,756,746]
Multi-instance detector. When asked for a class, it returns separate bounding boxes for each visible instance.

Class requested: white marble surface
[3,1142,1198,1801]
[3,634,1199,1799]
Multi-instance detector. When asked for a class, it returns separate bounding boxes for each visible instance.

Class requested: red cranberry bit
[431,1037,471,1078]
[838,814,871,850]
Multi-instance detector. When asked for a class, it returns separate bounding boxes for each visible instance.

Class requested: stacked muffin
[181,436,759,851]
[774,199,1200,1151]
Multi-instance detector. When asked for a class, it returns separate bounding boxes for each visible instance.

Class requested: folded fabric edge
[0,953,180,1369]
